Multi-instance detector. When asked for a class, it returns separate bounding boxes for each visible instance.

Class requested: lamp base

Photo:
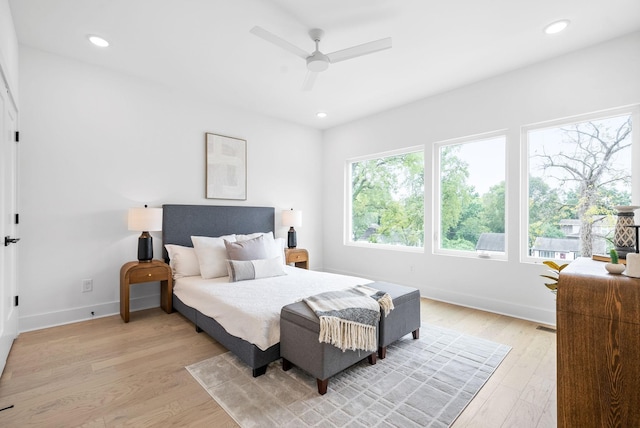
[138,231,153,262]
[287,227,297,249]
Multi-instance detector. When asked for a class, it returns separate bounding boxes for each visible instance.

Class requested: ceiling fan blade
[250,26,309,60]
[326,37,392,64]
[302,71,318,91]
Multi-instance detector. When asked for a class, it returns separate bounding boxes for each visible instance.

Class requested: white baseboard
[322,267,557,327]
[18,294,161,333]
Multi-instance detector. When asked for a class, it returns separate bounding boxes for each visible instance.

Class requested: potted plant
[605,249,625,274]
[540,260,569,296]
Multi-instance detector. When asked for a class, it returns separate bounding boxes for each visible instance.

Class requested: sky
[450,136,505,195]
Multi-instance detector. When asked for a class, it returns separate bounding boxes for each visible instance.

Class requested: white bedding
[173,266,371,351]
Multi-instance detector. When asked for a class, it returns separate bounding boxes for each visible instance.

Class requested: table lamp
[128,205,163,262]
[282,209,302,249]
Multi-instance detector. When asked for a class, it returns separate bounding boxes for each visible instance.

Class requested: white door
[0,72,19,375]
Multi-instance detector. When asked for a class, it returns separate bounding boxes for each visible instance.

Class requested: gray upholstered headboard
[161,204,275,262]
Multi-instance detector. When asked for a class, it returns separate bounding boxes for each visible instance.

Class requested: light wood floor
[0,299,557,427]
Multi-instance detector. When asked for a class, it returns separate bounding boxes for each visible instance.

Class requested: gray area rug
[186,324,511,427]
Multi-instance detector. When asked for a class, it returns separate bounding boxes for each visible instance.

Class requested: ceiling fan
[250,26,392,91]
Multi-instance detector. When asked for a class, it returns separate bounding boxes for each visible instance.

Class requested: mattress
[173,266,371,351]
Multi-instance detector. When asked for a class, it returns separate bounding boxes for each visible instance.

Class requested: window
[348,147,424,249]
[435,134,506,257]
[524,109,635,261]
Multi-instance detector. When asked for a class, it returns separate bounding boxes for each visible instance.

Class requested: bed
[161,204,370,377]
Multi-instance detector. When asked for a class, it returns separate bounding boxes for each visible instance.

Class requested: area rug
[186,324,511,428]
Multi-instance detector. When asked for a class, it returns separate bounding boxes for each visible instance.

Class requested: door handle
[4,236,20,246]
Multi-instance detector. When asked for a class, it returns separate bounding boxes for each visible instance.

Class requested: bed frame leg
[282,358,293,371]
[195,325,203,333]
[252,365,267,377]
[412,328,419,339]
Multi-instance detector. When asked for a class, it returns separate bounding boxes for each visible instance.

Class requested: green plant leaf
[557,263,569,271]
[543,260,561,270]
[540,275,559,282]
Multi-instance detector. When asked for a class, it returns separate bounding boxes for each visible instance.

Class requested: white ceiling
[9,0,640,130]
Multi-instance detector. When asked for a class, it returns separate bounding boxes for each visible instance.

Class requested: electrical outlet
[82,279,93,293]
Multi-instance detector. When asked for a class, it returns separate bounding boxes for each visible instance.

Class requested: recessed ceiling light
[316,112,327,118]
[88,35,110,47]
[544,20,570,35]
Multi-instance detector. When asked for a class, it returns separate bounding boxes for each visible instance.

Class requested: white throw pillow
[236,232,265,241]
[191,234,236,279]
[164,244,201,278]
[270,237,286,264]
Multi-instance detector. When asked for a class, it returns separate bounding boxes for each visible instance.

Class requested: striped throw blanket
[304,285,394,352]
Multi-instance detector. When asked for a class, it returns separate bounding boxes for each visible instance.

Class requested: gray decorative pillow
[224,235,268,261]
[226,258,286,282]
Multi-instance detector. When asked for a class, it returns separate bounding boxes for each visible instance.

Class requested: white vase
[625,253,640,278]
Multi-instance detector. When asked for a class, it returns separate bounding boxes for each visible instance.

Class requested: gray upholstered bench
[280,300,377,395]
[368,281,421,359]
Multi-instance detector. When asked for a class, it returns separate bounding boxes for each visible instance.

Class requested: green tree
[528,177,566,248]
[351,151,424,246]
[449,193,484,245]
[481,181,506,234]
[534,116,632,256]
[440,145,477,249]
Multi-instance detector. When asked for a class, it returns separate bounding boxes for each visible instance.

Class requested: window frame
[432,130,508,261]
[345,145,425,252]
[520,105,640,264]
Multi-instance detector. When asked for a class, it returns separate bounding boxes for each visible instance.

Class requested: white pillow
[226,257,286,282]
[237,232,285,264]
[191,234,236,279]
[164,244,201,279]
[236,232,267,241]
[269,237,286,265]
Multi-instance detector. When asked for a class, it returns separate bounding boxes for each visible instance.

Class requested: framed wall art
[205,133,247,200]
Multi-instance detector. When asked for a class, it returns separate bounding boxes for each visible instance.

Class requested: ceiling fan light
[316,112,327,118]
[306,53,329,72]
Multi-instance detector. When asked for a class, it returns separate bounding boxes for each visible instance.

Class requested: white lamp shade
[282,210,302,228]
[128,207,163,231]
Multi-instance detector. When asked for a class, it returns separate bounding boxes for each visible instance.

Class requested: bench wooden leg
[412,328,420,340]
[282,358,292,371]
[378,346,387,359]
[369,352,377,365]
[317,378,328,395]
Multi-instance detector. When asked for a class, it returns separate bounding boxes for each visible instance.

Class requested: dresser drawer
[129,267,168,283]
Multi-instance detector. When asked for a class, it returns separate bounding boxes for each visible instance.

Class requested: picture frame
[205,133,247,200]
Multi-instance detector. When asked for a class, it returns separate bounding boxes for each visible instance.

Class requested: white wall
[322,32,640,326]
[18,46,323,331]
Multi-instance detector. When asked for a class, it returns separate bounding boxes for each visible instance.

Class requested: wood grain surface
[557,257,640,428]
[0,298,557,427]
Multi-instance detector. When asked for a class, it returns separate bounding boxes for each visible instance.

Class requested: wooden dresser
[557,257,640,427]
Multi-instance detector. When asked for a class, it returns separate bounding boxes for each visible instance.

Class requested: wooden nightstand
[285,248,309,269]
[120,259,173,323]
